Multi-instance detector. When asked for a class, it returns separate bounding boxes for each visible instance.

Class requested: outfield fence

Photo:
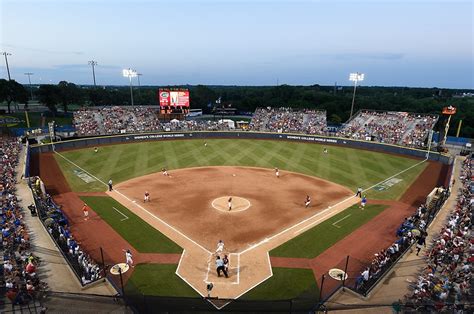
[29,131,452,164]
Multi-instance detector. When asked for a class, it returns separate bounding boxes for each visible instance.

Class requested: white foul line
[332,214,351,228]
[55,151,212,254]
[112,207,129,221]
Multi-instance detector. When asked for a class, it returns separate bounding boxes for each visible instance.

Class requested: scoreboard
[158,89,190,114]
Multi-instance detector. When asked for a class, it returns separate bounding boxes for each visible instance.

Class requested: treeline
[1,78,473,138]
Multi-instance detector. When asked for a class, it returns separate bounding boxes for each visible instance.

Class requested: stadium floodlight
[88,60,98,86]
[1,52,12,80]
[349,72,365,119]
[123,68,137,106]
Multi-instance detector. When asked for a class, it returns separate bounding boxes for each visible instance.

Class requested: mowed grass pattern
[80,196,182,253]
[270,204,387,258]
[241,268,318,300]
[55,139,426,200]
[125,264,199,297]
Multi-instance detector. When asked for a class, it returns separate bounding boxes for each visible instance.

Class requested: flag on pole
[216,97,221,104]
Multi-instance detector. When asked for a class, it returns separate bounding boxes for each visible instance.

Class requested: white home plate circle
[110,263,130,275]
[211,196,251,213]
[328,268,348,281]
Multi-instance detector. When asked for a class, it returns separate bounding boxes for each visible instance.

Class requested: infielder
[275,168,280,178]
[228,197,232,211]
[162,168,170,177]
[360,195,367,209]
[123,249,134,267]
[305,195,311,208]
[144,191,150,202]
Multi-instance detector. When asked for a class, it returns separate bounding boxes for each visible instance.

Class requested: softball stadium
[4,103,470,313]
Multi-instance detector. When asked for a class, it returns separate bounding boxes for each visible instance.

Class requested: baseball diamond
[26,134,452,311]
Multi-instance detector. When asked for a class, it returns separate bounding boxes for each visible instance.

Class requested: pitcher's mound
[211,196,251,213]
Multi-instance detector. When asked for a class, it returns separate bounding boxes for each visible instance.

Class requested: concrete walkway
[327,157,462,312]
[16,146,117,295]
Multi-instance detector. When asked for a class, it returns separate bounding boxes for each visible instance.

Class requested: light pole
[1,52,12,80]
[24,72,34,100]
[349,72,364,119]
[122,68,137,106]
[88,60,98,87]
[137,73,142,98]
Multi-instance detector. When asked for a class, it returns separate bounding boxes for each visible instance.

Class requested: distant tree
[37,84,60,114]
[0,79,29,113]
[57,81,83,112]
[329,114,342,125]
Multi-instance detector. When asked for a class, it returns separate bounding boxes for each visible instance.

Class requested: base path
[108,166,358,300]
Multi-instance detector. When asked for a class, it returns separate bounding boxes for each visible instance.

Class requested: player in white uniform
[305,195,311,208]
[162,168,170,177]
[144,191,150,202]
[123,249,134,267]
[275,168,280,178]
[216,240,225,254]
[228,197,232,211]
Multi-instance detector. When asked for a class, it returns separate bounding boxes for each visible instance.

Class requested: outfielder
[305,195,311,208]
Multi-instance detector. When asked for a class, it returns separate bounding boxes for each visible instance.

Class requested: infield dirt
[34,151,448,301]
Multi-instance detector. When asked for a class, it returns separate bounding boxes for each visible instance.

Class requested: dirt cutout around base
[108,166,358,299]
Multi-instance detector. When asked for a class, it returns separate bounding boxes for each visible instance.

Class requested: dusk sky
[1,0,473,88]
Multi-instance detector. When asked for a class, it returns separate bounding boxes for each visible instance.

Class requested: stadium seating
[1,138,46,307]
[336,110,438,148]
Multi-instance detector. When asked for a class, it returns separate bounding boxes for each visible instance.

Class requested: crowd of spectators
[249,107,327,134]
[355,187,450,294]
[336,110,438,148]
[405,157,472,311]
[161,119,233,132]
[31,178,103,285]
[72,106,441,149]
[73,106,161,136]
[1,138,46,306]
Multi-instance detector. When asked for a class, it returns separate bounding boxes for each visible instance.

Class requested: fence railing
[28,179,106,287]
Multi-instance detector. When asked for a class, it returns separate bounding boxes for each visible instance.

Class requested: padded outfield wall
[29,131,452,164]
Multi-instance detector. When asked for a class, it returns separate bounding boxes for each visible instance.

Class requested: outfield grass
[54,139,425,200]
[80,196,182,253]
[125,264,199,297]
[270,204,387,258]
[241,268,318,300]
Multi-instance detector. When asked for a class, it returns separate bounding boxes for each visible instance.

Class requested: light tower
[88,60,98,86]
[122,68,137,106]
[1,52,12,80]
[349,72,364,119]
[441,105,457,147]
[24,72,34,100]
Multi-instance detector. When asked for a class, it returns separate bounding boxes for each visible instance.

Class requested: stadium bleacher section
[72,106,438,149]
[1,138,46,307]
